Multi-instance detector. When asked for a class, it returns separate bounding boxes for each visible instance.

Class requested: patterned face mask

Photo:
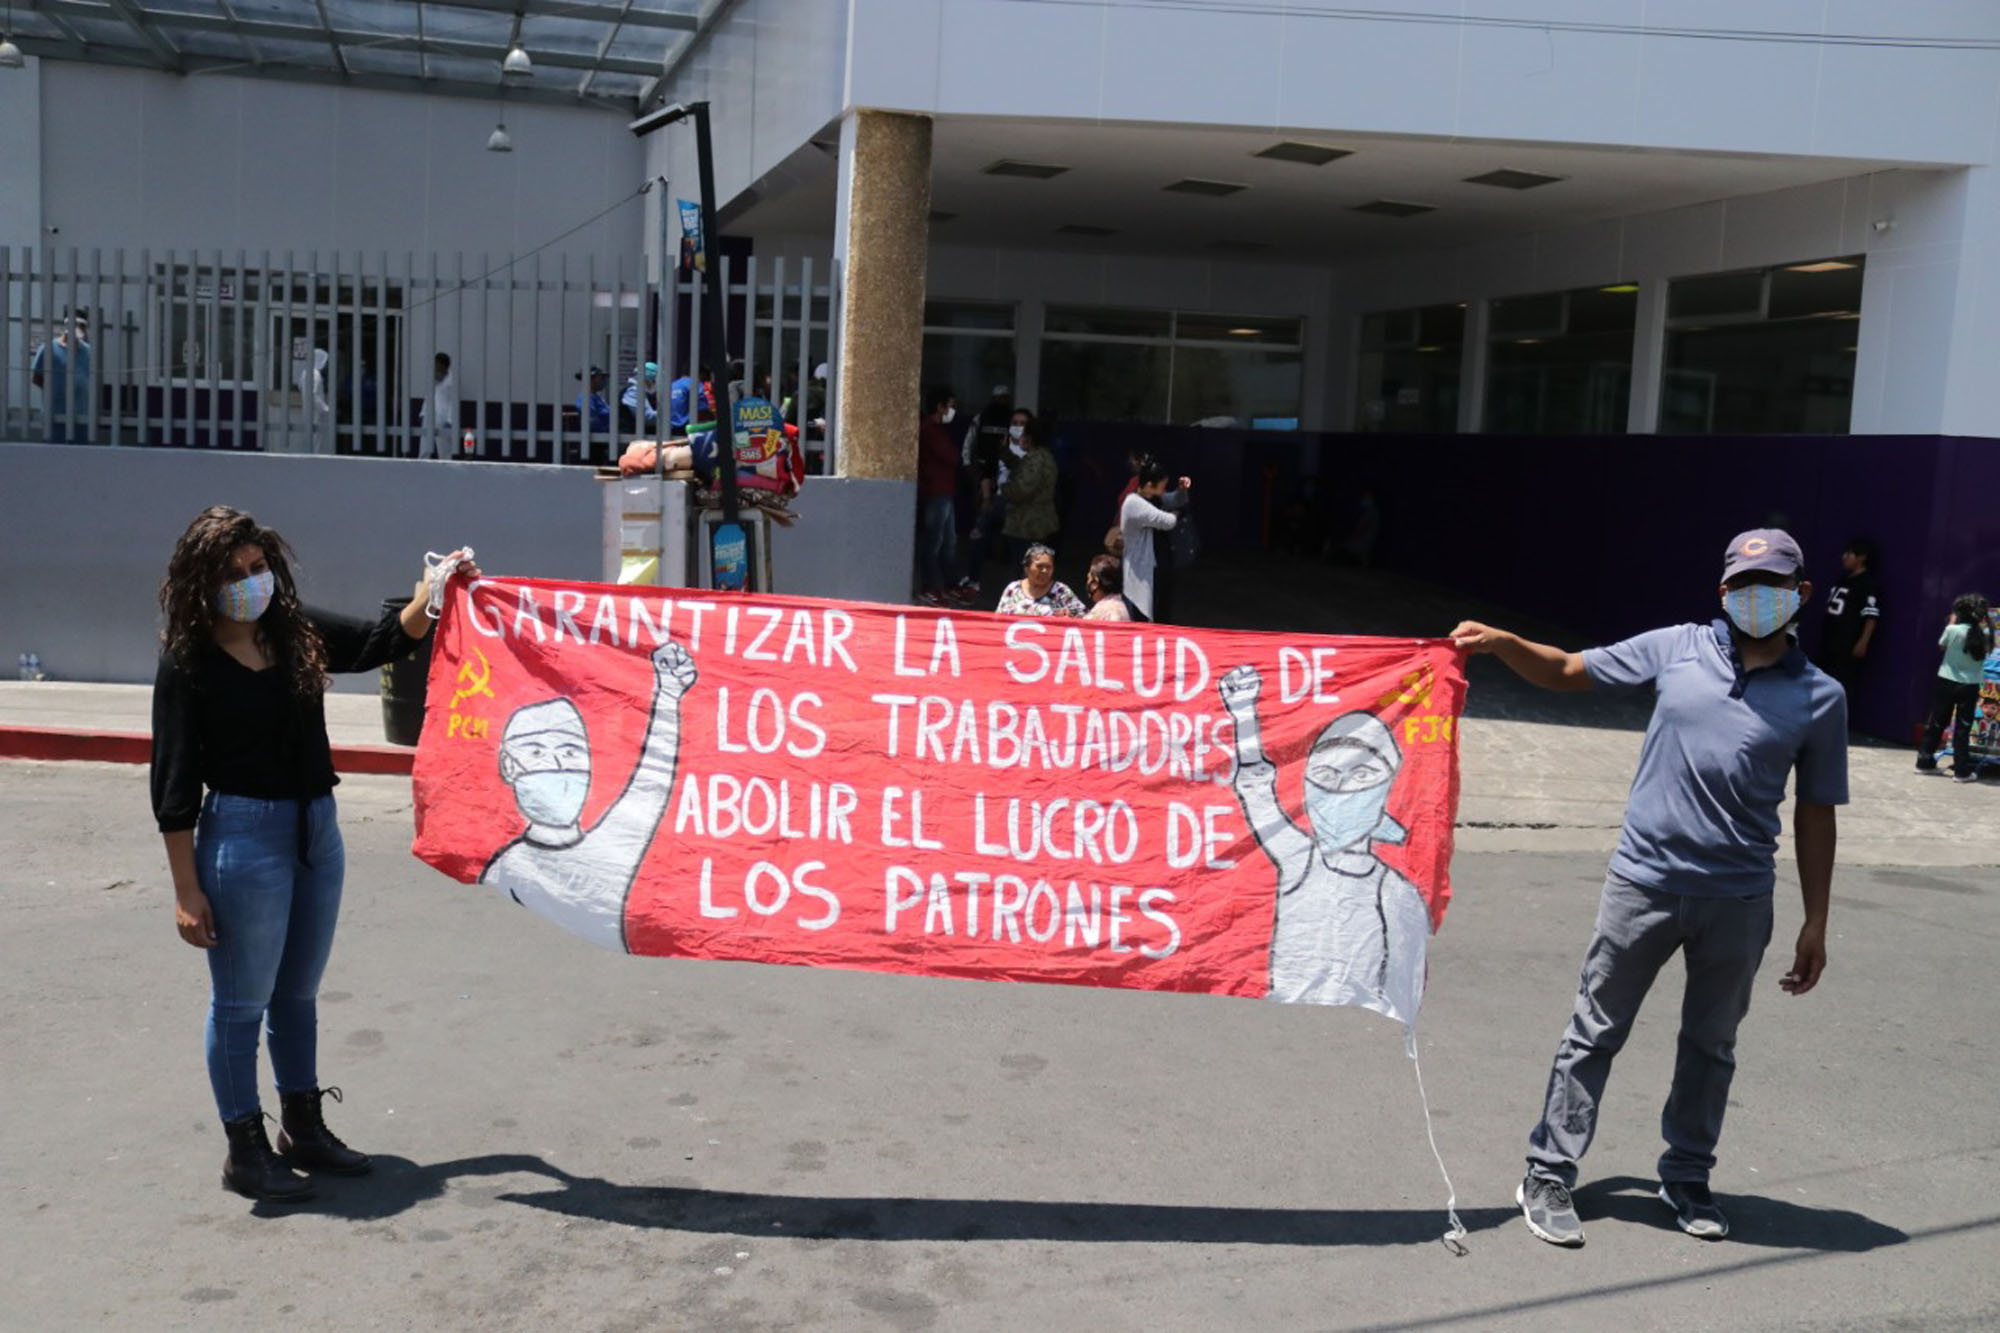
[213,571,275,623]
[1722,584,1801,640]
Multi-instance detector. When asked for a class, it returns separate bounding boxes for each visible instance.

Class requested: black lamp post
[631,100,741,528]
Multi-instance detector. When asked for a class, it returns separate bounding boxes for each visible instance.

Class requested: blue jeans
[917,494,957,592]
[196,793,346,1122]
[1527,873,1773,1188]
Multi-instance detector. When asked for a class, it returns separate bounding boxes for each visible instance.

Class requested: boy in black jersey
[1819,538,1881,690]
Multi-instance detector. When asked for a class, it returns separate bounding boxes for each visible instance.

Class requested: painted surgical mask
[1305,778,1395,853]
[1301,716,1407,852]
[1008,425,1026,441]
[513,769,589,827]
[1722,585,1801,640]
[214,571,275,623]
[940,407,956,425]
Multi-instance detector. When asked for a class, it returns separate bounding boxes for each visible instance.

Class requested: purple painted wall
[1053,426,2000,742]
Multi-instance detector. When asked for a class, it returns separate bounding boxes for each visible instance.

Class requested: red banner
[413,579,1465,1028]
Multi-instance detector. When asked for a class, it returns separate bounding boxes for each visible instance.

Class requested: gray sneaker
[1517,1174,1584,1247]
[1659,1180,1729,1238]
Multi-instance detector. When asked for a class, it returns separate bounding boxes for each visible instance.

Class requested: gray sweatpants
[1527,873,1774,1189]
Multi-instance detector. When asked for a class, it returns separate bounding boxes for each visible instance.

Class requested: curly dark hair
[160,506,327,698]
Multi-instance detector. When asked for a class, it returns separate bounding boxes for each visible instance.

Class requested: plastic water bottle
[16,653,26,681]
[27,653,42,681]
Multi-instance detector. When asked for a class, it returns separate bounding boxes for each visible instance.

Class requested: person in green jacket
[999,410,1058,566]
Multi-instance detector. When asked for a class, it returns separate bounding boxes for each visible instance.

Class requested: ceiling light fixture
[1254,141,1351,166]
[1226,327,1261,336]
[1351,199,1436,218]
[1515,338,1543,345]
[1784,260,1856,273]
[487,122,513,153]
[1464,168,1566,190]
[503,44,534,78]
[1164,178,1248,197]
[1599,283,1639,293]
[0,0,22,70]
[983,159,1069,180]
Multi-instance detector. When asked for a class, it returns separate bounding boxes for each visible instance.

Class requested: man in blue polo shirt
[1451,528,1846,1247]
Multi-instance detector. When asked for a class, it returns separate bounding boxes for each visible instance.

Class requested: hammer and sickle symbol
[449,646,495,710]
[1376,664,1435,710]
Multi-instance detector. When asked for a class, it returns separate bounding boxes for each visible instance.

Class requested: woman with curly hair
[151,506,474,1202]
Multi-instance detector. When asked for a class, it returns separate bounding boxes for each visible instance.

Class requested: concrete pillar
[830,110,932,480]
[1014,296,1045,415]
[1626,280,1669,433]
[1456,300,1490,433]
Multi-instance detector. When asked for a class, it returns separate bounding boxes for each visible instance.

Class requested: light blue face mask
[214,571,275,623]
[514,769,589,827]
[1722,584,1801,640]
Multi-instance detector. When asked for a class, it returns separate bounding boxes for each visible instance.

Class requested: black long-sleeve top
[150,605,419,833]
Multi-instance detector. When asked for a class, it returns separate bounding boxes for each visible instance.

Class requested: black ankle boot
[276,1086,372,1176]
[221,1112,315,1202]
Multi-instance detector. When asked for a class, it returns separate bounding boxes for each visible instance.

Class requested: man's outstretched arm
[1783,800,1834,996]
[1450,621,1593,693]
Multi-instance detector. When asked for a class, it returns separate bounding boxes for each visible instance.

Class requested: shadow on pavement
[496,1179,1520,1247]
[1572,1175,1908,1252]
[260,1152,1516,1246]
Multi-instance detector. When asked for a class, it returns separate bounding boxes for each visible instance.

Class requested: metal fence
[0,245,837,467]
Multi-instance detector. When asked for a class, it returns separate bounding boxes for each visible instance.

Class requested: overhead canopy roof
[5,0,702,110]
[732,116,1913,266]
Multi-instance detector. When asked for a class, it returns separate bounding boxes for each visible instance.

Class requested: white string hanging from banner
[1407,1028,1469,1256]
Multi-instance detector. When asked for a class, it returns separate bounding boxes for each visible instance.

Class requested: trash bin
[379,597,431,746]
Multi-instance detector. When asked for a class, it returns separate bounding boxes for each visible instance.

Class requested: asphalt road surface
[3,760,1996,1331]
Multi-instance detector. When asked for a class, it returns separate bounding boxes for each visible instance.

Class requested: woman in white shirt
[1119,456,1190,622]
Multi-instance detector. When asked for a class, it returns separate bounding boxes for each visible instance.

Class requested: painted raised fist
[1219,664,1262,714]
[653,640,698,697]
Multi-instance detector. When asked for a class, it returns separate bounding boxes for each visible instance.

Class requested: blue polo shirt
[1586,620,1848,897]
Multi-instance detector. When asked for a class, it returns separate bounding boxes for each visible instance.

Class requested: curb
[0,726,415,776]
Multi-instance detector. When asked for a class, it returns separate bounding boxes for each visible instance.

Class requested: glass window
[1044,306,1172,339]
[921,333,1014,412]
[1661,256,1864,434]
[1174,313,1302,345]
[1355,303,1462,432]
[1767,261,1863,320]
[918,301,1015,412]
[1037,304,1305,425]
[1668,270,1765,321]
[1485,284,1636,435]
[924,300,1015,332]
[1170,346,1303,425]
[1489,292,1564,338]
[1039,341,1170,422]
[1662,322,1857,434]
